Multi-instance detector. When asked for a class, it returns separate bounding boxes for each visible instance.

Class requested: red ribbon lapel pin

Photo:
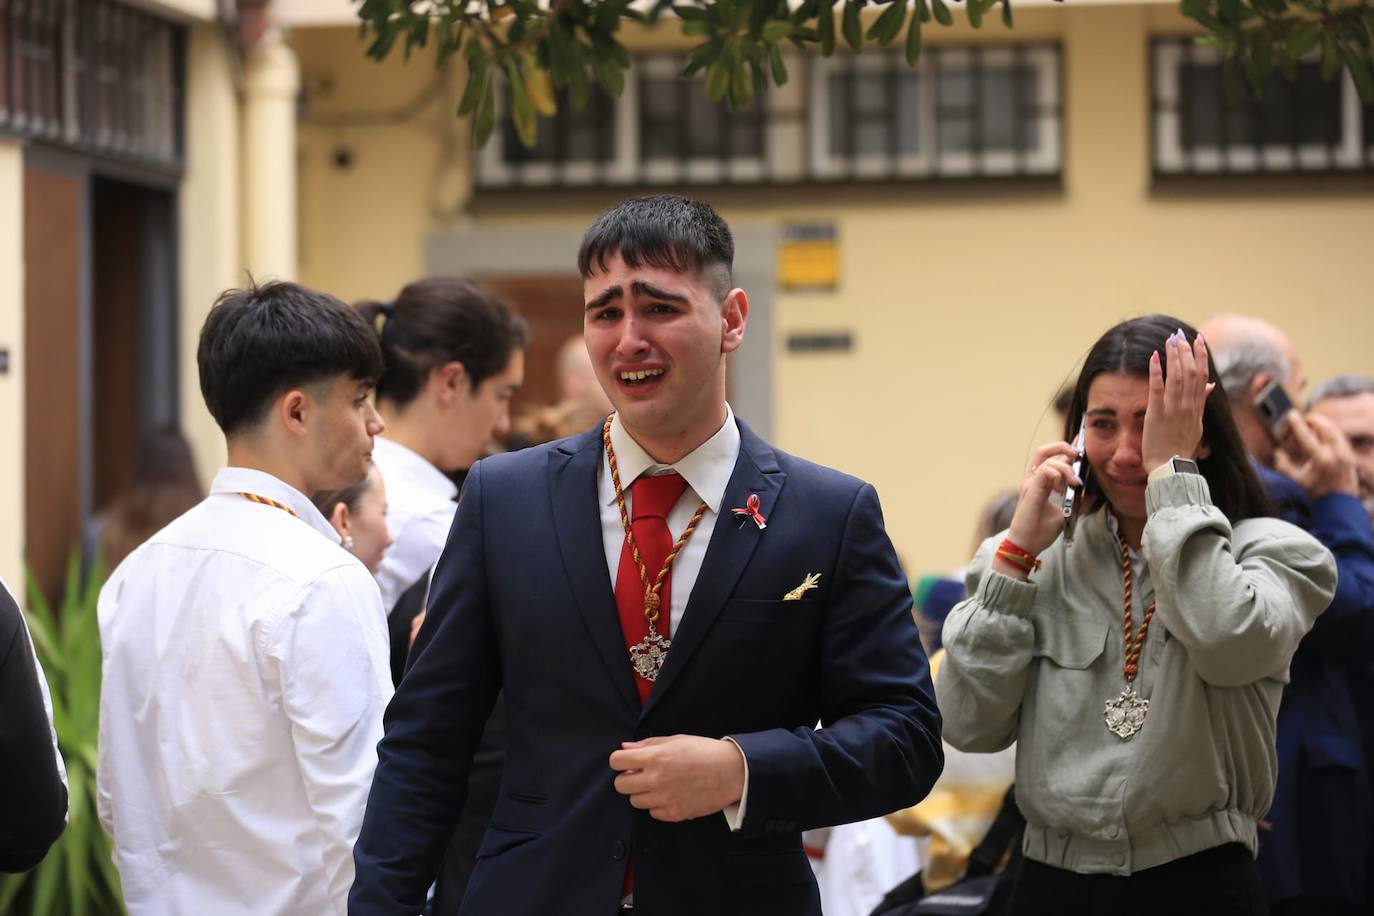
[732,493,767,530]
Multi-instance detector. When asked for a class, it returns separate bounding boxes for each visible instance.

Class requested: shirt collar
[373,436,458,501]
[210,467,340,543]
[603,404,740,514]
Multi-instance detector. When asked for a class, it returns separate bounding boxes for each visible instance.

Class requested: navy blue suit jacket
[1256,467,1374,905]
[349,419,943,915]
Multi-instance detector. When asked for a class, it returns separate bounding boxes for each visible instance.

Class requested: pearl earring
[343,535,355,551]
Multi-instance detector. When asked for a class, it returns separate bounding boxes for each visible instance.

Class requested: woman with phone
[936,315,1336,915]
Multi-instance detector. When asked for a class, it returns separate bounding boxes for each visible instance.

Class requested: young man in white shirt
[97,280,394,915]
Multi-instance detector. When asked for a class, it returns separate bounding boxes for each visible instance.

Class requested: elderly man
[1203,315,1374,916]
[1309,375,1374,520]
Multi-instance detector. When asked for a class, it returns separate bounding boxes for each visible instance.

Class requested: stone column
[241,28,300,282]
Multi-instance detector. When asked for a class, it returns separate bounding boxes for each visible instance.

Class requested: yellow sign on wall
[778,224,839,291]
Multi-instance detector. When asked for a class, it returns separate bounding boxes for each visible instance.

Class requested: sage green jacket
[936,472,1336,876]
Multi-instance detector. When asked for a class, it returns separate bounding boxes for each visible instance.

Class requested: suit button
[1111,852,1126,867]
[1106,824,1119,839]
[610,840,627,861]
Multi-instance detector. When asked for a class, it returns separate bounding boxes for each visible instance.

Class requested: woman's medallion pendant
[1104,684,1149,740]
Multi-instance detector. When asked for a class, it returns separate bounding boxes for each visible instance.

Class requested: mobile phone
[1254,380,1295,441]
[1063,418,1090,545]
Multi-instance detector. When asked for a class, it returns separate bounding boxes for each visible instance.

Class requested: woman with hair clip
[937,315,1336,915]
[356,277,527,614]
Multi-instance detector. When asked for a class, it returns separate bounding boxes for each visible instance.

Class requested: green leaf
[683,42,717,78]
[473,82,497,148]
[818,4,836,56]
[769,44,790,85]
[1286,26,1321,59]
[969,0,985,28]
[673,4,709,20]
[1321,32,1342,80]
[457,51,490,117]
[730,60,755,109]
[1001,0,1013,28]
[762,19,793,42]
[706,59,731,101]
[842,0,863,52]
[868,0,908,47]
[1341,43,1374,102]
[682,18,711,36]
[592,54,626,96]
[931,0,953,27]
[905,7,923,65]
[916,0,932,22]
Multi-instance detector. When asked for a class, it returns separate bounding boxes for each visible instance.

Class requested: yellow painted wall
[0,141,24,592]
[178,22,242,486]
[291,6,1374,574]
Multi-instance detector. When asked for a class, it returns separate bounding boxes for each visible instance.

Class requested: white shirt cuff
[721,736,749,832]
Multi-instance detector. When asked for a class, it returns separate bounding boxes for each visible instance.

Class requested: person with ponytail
[357,278,527,613]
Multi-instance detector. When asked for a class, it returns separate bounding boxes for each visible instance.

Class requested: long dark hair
[1064,314,1272,523]
[356,277,527,408]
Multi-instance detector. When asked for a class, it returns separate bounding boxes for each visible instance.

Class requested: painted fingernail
[1152,350,1161,363]
[1197,332,1207,347]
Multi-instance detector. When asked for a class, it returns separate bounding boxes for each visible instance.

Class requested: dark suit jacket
[350,419,943,915]
[1256,467,1374,906]
[0,582,67,873]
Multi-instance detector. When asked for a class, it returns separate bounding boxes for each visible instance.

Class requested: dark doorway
[91,177,179,512]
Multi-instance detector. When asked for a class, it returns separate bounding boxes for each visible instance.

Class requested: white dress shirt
[97,467,393,916]
[371,436,458,611]
[598,407,749,830]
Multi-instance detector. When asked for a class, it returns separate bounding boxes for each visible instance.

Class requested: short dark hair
[577,195,734,298]
[198,280,384,437]
[1063,314,1273,523]
[356,277,528,407]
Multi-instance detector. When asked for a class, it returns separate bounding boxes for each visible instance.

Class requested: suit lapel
[548,427,641,716]
[643,420,786,718]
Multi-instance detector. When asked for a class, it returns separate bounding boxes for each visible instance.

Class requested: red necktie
[614,472,687,704]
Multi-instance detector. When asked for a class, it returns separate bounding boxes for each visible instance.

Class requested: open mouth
[1108,475,1147,488]
[618,367,666,388]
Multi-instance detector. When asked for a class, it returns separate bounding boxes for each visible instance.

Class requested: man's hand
[1275,413,1360,500]
[609,735,745,822]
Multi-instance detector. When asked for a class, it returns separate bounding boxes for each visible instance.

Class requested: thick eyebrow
[584,280,691,312]
[632,280,689,304]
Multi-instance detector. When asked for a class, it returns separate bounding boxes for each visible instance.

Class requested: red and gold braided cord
[603,415,708,625]
[1120,536,1156,682]
[238,492,299,518]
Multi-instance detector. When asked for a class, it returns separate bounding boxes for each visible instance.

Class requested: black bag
[869,786,1024,916]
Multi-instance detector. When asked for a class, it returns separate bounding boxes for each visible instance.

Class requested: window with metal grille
[0,0,184,172]
[476,44,1058,189]
[1152,38,1374,175]
[809,44,1061,180]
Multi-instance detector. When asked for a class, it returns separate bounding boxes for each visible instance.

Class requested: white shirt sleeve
[721,736,750,832]
[262,565,393,912]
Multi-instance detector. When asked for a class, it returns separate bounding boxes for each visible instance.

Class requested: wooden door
[24,165,84,601]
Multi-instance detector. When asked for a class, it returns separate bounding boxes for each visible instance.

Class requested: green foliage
[353,0,1014,147]
[1182,0,1374,103]
[0,555,124,916]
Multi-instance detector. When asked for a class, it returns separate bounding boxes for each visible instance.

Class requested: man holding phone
[1202,314,1374,916]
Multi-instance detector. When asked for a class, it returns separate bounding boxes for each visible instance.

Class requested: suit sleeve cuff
[721,736,749,832]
